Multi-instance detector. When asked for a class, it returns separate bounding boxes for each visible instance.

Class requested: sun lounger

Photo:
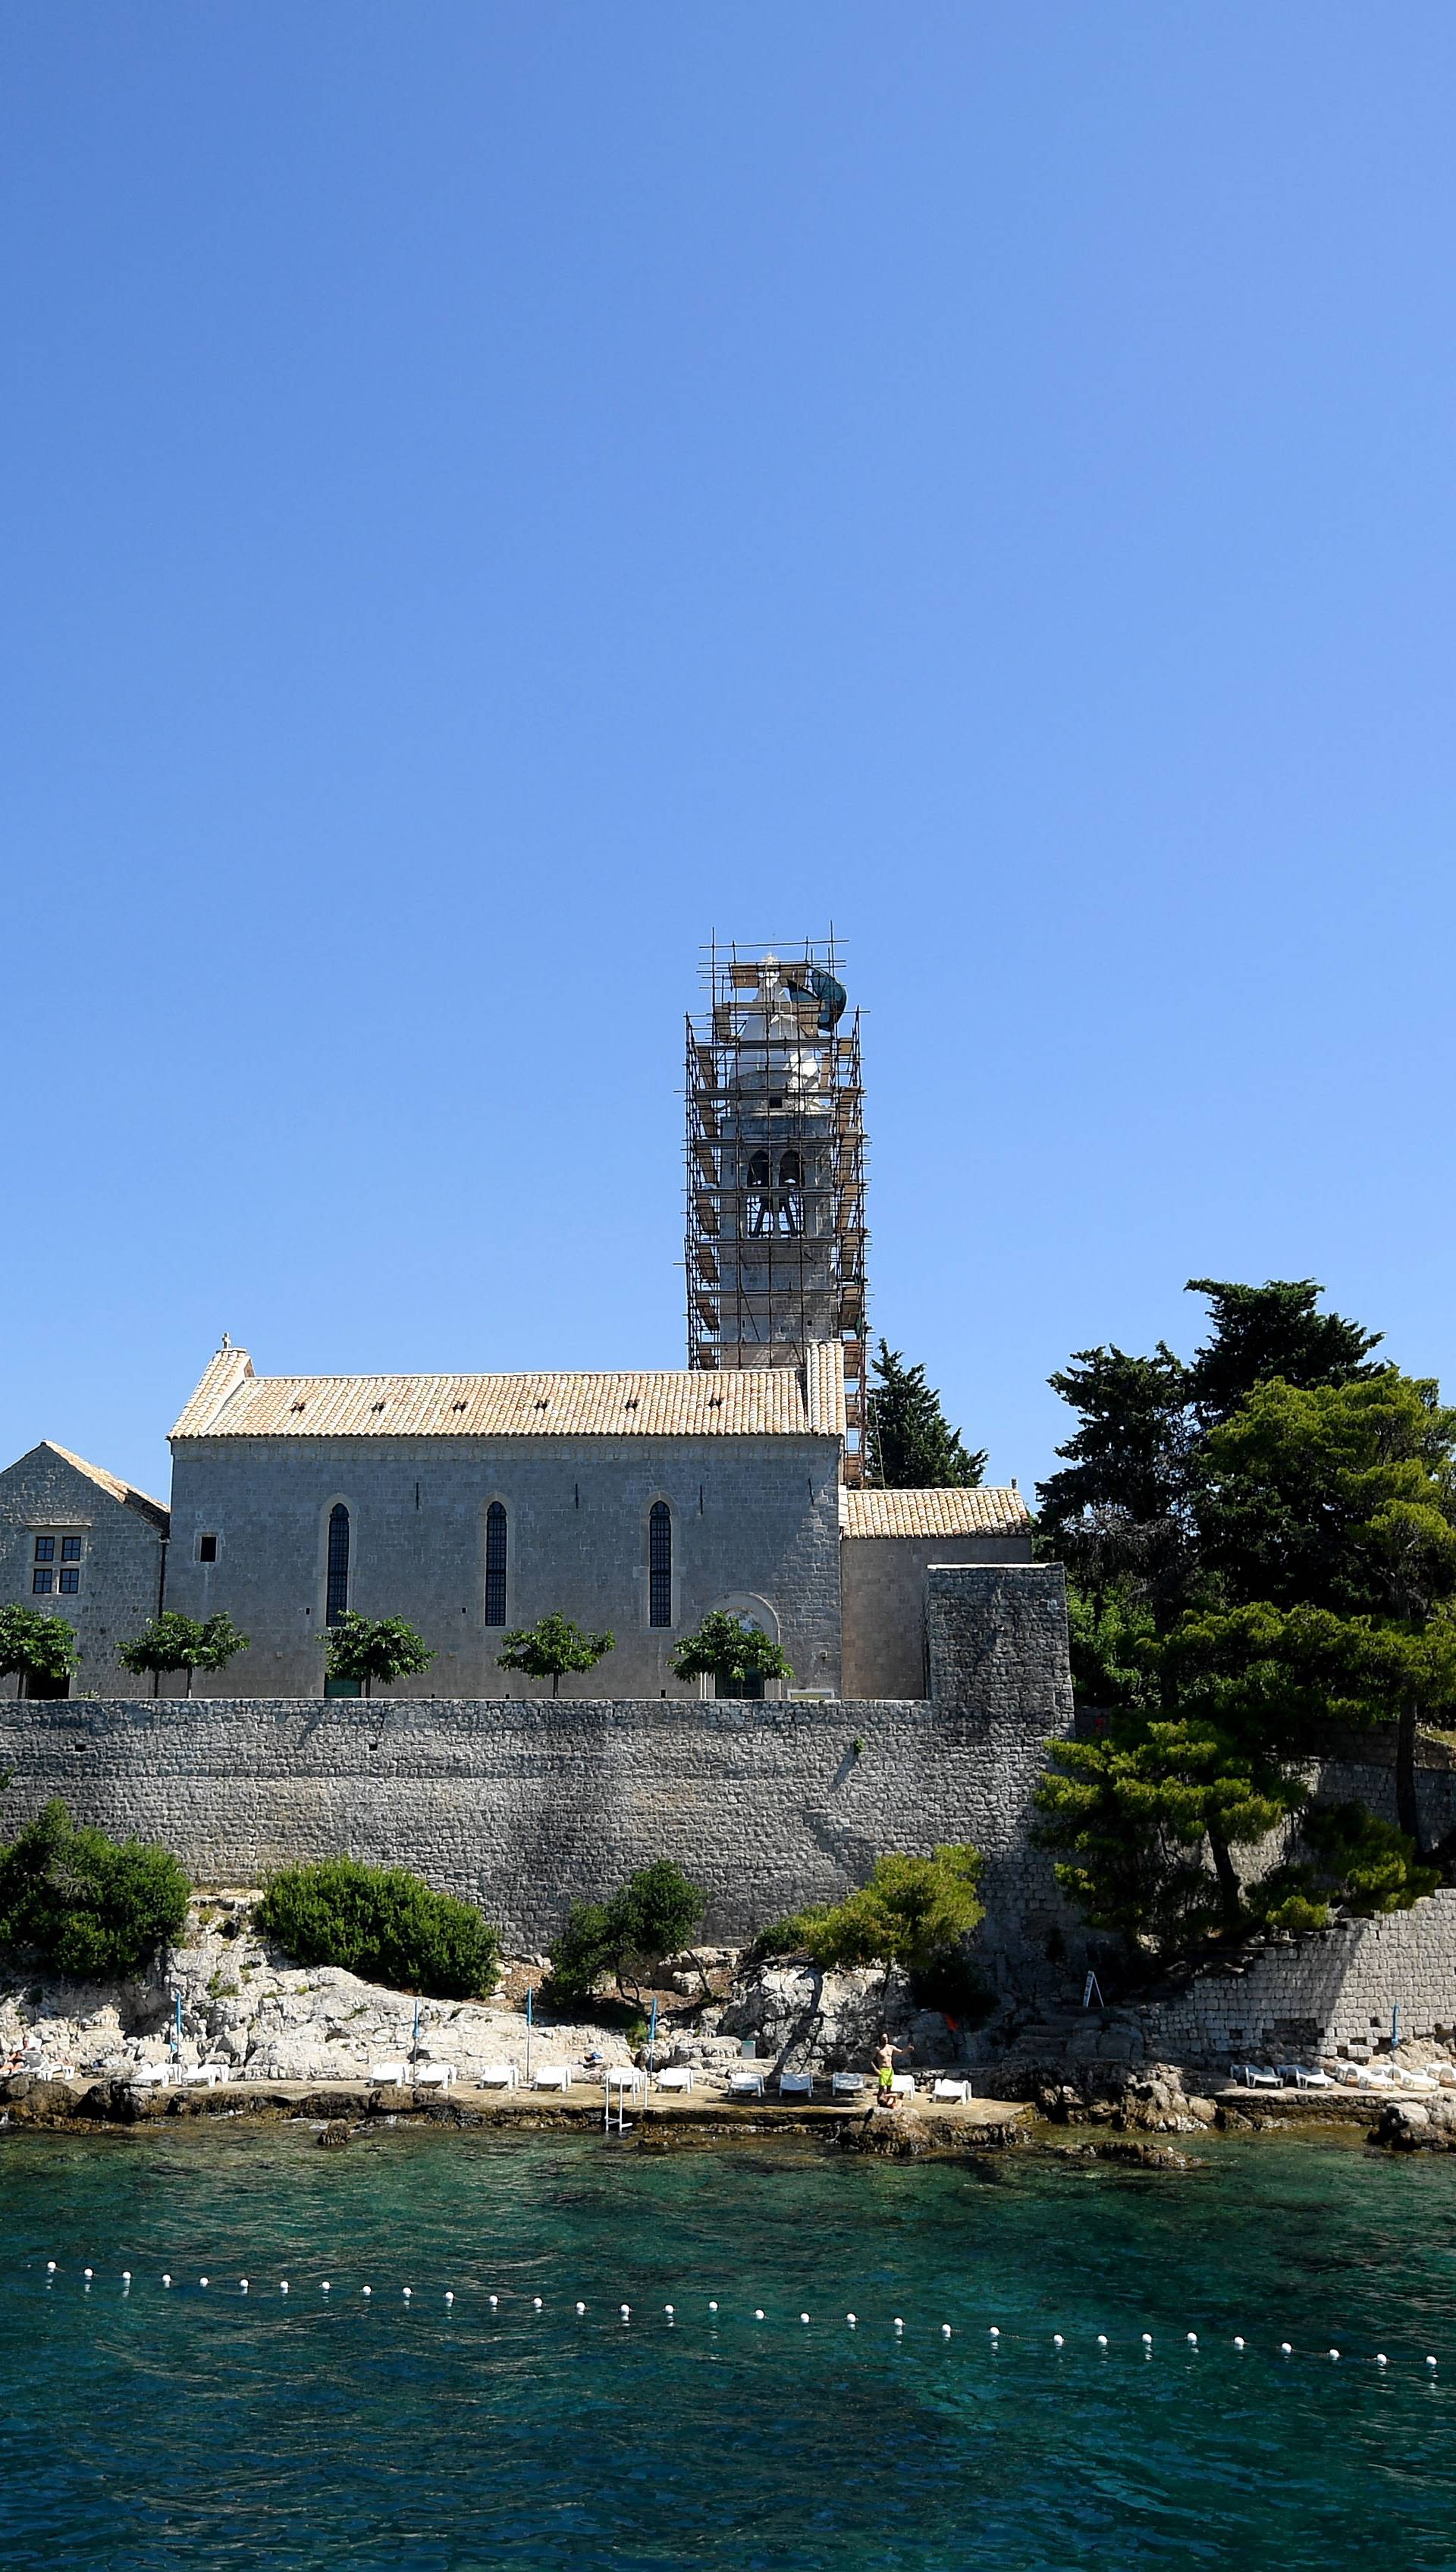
[654,2067,693,2094]
[1395,2068,1439,2093]
[479,2062,519,2090]
[830,2071,868,2098]
[128,2064,170,2089]
[932,2077,972,2104]
[726,2069,764,2099]
[532,2065,571,2091]
[777,2071,814,2099]
[415,2063,455,2089]
[369,2061,408,2086]
[1232,2064,1281,2089]
[604,2066,645,2099]
[184,2065,228,2088]
[1276,2065,1332,2090]
[890,2072,916,2096]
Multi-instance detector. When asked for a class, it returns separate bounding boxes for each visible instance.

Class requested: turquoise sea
[1,2119,1453,2570]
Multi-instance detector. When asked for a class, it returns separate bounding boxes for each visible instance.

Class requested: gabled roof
[39,1443,170,1536]
[171,1343,846,1443]
[840,1484,1031,1540]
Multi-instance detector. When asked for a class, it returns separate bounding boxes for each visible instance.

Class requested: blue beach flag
[526,1985,534,2081]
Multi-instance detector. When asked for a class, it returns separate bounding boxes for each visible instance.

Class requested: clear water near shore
[1,2121,1454,2570]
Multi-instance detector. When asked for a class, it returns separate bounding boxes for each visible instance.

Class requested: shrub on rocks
[0,1798,190,1976]
[256,1858,500,1999]
[755,1845,987,2005]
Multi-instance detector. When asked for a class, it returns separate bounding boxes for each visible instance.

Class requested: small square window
[58,1567,80,1594]
[33,1567,53,1594]
[61,1535,82,1562]
[34,1536,55,1563]
[198,1534,218,1564]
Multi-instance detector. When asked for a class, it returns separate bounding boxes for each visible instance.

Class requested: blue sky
[5,5,1454,1503]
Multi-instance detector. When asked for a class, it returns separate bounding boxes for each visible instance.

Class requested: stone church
[0,944,1033,1703]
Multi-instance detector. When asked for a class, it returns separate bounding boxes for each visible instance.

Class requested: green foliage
[324,1613,434,1698]
[1250,1803,1439,1932]
[496,1612,614,1698]
[1065,1585,1162,1720]
[0,1605,79,1693]
[255,1857,500,1999]
[118,1611,249,1697]
[545,1858,707,2002]
[1185,1277,1382,1427]
[0,1798,190,1976]
[668,1611,794,1696]
[763,1845,985,1980]
[866,1343,987,1488]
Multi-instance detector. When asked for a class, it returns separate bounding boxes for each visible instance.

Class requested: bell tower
[685,936,868,1481]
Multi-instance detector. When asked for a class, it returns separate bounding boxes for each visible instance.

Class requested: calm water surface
[0,2118,1453,2570]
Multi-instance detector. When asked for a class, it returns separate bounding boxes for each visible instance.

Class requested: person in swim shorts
[874,2033,900,2108]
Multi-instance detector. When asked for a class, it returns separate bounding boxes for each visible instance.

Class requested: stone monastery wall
[0,1567,1075,1955]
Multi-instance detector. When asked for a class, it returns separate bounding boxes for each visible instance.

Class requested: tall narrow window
[325,1504,350,1625]
[649,1501,673,1628]
[485,1502,508,1627]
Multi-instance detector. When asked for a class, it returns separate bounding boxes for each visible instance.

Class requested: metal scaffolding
[686,934,868,1483]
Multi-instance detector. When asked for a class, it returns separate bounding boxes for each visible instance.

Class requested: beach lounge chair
[830,2071,868,2099]
[890,2072,916,2097]
[479,2062,519,2090]
[654,2067,693,2094]
[532,2065,571,2091]
[931,2077,972,2104]
[1395,2068,1439,2093]
[416,2063,455,2090]
[184,2065,226,2088]
[129,2063,170,2089]
[777,2071,814,2099]
[1232,2065,1281,2089]
[369,2060,408,2086]
[726,2069,764,2099]
[1275,2064,1332,2090]
[605,2066,645,2099]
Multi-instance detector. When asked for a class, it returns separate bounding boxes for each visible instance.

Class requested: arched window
[325,1504,350,1626]
[649,1501,673,1628]
[485,1502,508,1627]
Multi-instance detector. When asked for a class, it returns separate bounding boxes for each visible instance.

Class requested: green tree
[496,1612,614,1699]
[669,1610,794,1699]
[762,1844,985,1989]
[118,1611,249,1698]
[324,1613,434,1699]
[1186,1277,1382,1425]
[1249,1803,1437,1933]
[0,1605,79,1701]
[256,1857,499,1999]
[866,1343,987,1488]
[1036,1345,1194,1613]
[545,1858,707,2003]
[0,1798,190,1975]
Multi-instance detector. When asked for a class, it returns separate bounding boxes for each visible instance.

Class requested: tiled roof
[171,1345,846,1443]
[840,1485,1031,1540]
[43,1442,171,1535]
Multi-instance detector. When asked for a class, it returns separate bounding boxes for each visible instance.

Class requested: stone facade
[0,1444,168,1697]
[0,1565,1075,1951]
[840,1529,1034,1697]
[164,1429,845,1701]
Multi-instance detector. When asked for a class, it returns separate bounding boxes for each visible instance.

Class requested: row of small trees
[0,1600,794,1701]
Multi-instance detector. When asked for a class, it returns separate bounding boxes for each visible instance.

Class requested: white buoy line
[21,2266,1446,2372]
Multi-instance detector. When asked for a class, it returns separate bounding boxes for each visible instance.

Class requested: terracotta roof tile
[840,1485,1030,1540]
[43,1443,171,1534]
[170,1346,846,1443]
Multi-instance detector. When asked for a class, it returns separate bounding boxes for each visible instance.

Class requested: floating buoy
[1426,2356,1439,2370]
[121,2272,131,2285]
[708,2300,718,2313]
[444,2292,453,2305]
[620,2303,630,2317]
[1141,2333,1152,2347]
[240,2278,249,2291]
[162,2275,172,2288]
[1376,2354,1388,2366]
[1280,2342,1292,2357]
[46,2262,55,2275]
[1329,2349,1339,2361]
[846,2313,857,2327]
[1097,2335,1108,2349]
[362,2287,372,2298]
[1187,2333,1197,2347]
[893,2317,904,2333]
[576,2301,585,2315]
[402,2288,411,2300]
[199,2278,209,2290]
[83,2268,93,2282]
[941,2324,952,2338]
[988,2326,999,2340]
[754,2309,765,2322]
[488,2295,498,2309]
[533,2297,543,2310]
[322,2282,331,2294]
[280,2282,290,2295]
[1053,2333,1064,2349]
[799,2313,810,2325]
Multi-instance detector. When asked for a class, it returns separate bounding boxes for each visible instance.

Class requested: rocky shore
[4,1895,1454,2156]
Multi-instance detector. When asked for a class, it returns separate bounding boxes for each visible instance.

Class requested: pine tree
[865,1343,987,1488]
